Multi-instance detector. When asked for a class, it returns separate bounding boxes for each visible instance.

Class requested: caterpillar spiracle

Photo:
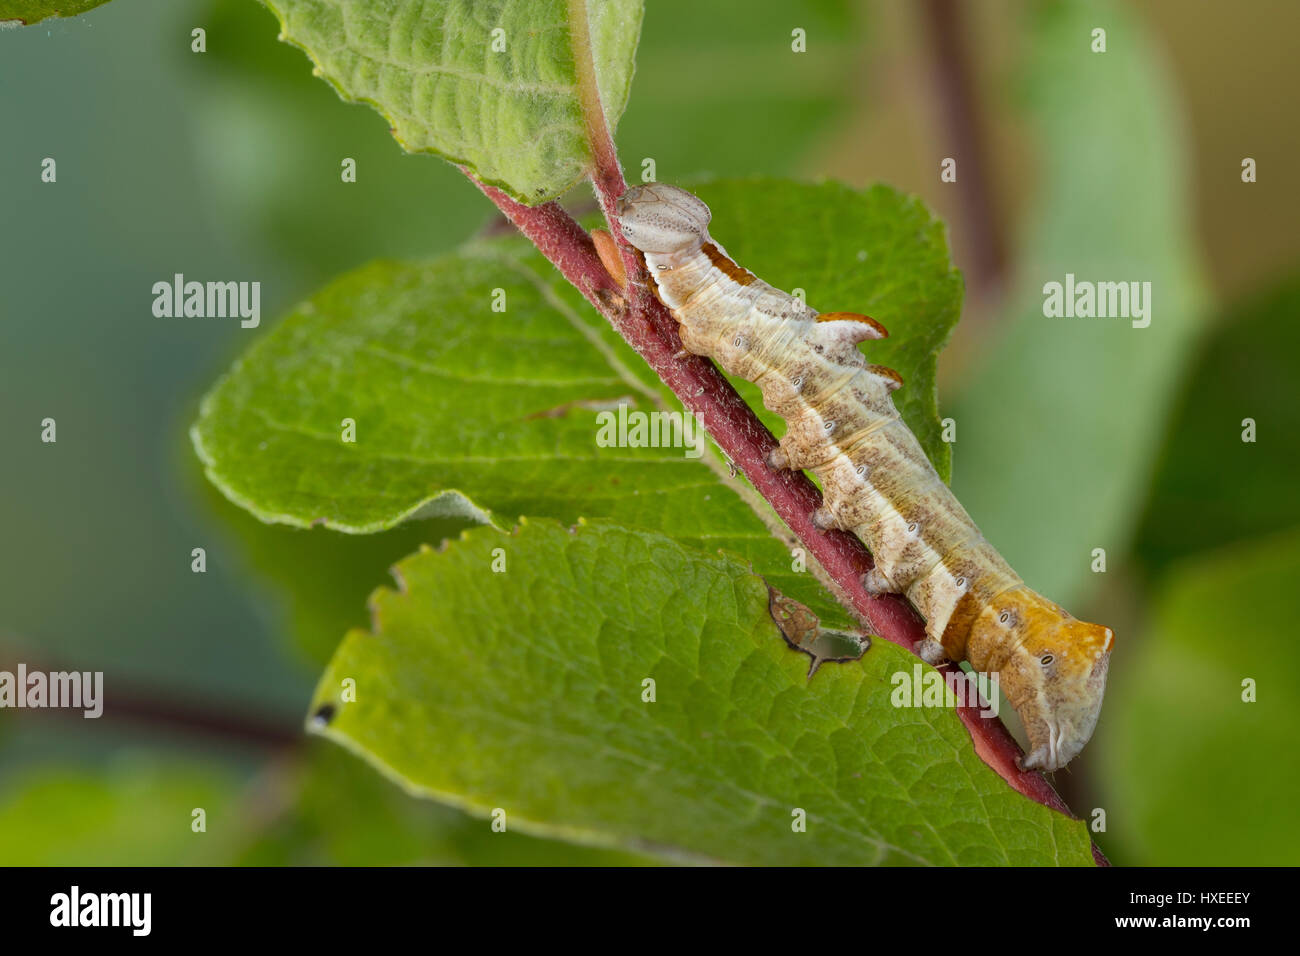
[608,184,1113,772]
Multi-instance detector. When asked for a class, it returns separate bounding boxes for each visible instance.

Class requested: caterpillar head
[617,184,711,255]
[972,587,1113,772]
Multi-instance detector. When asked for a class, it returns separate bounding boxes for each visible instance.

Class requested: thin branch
[468,3,1107,866]
[0,645,300,751]
[918,0,1007,301]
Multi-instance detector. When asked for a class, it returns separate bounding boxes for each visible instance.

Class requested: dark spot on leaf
[312,703,337,727]
[767,586,869,677]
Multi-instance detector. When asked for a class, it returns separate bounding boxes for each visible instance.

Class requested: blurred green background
[2,0,1297,865]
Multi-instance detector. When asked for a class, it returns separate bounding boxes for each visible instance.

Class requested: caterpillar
[606,183,1113,772]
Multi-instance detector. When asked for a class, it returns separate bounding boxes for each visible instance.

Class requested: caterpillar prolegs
[609,183,1113,772]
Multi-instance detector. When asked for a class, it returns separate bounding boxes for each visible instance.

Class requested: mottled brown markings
[593,286,627,315]
[816,311,890,339]
[867,364,904,389]
[701,241,757,286]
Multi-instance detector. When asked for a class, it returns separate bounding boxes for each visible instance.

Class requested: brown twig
[465,1,1106,867]
[918,0,1007,302]
[0,645,300,751]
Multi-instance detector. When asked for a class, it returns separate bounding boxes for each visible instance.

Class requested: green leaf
[192,178,961,629]
[1095,529,1300,865]
[309,519,1095,865]
[0,0,109,25]
[1134,274,1300,570]
[263,0,643,203]
[947,0,1209,607]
